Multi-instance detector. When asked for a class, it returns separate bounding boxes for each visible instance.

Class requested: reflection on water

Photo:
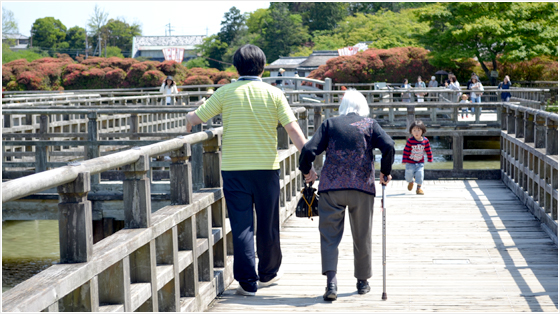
[2,220,59,292]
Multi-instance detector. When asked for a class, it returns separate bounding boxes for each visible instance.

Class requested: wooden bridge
[1,85,557,312]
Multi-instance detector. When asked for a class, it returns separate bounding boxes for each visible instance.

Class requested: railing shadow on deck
[1,108,308,312]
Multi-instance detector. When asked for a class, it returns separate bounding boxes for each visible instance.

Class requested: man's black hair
[409,120,427,135]
[233,44,266,76]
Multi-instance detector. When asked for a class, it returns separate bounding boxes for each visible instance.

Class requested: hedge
[3,56,238,91]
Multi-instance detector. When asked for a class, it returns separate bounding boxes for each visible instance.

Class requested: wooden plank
[208,180,558,313]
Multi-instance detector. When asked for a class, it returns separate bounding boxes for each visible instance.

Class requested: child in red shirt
[402,120,433,195]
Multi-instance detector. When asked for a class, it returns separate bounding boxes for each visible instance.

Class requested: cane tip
[382,292,387,300]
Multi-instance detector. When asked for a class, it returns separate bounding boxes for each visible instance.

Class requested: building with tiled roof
[2,33,29,51]
[131,35,206,62]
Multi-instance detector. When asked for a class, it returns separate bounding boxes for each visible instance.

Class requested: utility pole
[165,22,174,36]
[104,39,107,57]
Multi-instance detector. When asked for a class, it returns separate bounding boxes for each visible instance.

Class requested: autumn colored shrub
[186,67,220,78]
[63,63,88,75]
[217,78,230,85]
[16,71,49,90]
[105,68,127,88]
[140,70,166,87]
[2,66,13,86]
[210,71,238,84]
[183,75,213,86]
[494,57,558,82]
[156,60,188,82]
[4,59,30,76]
[309,47,436,83]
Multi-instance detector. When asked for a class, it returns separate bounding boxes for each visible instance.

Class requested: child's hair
[461,93,469,99]
[409,120,427,135]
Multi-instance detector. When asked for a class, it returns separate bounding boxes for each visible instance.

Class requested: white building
[131,35,206,62]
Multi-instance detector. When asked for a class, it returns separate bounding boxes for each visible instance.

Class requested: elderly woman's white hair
[338,89,370,117]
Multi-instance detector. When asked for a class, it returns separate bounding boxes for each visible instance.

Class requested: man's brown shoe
[407,182,414,191]
[416,187,424,195]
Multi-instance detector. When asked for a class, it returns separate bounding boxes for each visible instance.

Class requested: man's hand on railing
[304,167,317,184]
[186,112,203,133]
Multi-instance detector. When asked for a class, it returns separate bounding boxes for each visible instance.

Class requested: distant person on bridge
[428,76,438,101]
[498,75,512,102]
[160,76,178,105]
[299,89,395,301]
[403,120,433,195]
[185,44,313,296]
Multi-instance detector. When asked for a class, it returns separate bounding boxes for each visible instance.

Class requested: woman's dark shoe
[323,283,337,301]
[357,280,370,294]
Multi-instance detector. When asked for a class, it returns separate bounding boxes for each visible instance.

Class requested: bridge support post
[507,107,515,135]
[87,112,100,184]
[170,143,193,205]
[36,114,49,173]
[298,110,309,139]
[277,125,290,150]
[453,134,464,172]
[122,154,151,228]
[203,135,222,188]
[534,114,546,149]
[407,104,415,128]
[57,171,93,263]
[130,113,139,140]
[515,109,524,138]
[546,117,558,156]
[524,111,535,143]
[191,124,204,191]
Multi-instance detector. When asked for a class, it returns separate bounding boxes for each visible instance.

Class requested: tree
[218,7,247,46]
[66,26,86,50]
[260,3,310,62]
[106,46,124,58]
[87,4,109,55]
[100,18,141,56]
[195,35,228,70]
[184,57,210,69]
[2,7,19,35]
[348,2,429,15]
[417,2,558,81]
[289,2,348,33]
[30,17,68,49]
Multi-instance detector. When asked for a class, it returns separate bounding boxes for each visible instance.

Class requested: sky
[2,1,271,37]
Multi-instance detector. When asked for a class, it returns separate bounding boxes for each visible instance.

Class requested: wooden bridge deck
[208,180,558,312]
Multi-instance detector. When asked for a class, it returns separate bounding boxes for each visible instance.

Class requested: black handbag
[296,181,319,218]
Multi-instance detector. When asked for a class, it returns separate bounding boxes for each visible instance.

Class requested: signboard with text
[162,48,185,63]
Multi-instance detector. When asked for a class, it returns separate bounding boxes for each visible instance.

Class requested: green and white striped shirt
[195,79,296,171]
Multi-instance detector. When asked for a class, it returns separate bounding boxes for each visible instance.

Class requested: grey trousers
[318,189,375,280]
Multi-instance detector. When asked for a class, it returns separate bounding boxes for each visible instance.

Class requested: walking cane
[381,175,387,300]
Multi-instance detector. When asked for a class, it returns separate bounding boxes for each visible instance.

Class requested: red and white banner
[162,48,185,63]
[337,46,359,56]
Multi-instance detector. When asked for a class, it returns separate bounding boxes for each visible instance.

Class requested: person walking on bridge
[185,44,313,296]
[299,89,395,301]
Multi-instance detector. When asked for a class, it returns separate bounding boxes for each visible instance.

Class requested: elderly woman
[299,89,395,301]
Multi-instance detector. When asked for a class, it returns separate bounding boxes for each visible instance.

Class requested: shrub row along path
[208,180,558,312]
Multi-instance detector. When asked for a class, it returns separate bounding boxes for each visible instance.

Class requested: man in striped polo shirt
[186,44,315,296]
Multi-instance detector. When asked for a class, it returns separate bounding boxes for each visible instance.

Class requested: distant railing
[500,103,558,242]
[1,108,307,312]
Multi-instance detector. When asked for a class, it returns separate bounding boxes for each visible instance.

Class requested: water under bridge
[1,81,557,312]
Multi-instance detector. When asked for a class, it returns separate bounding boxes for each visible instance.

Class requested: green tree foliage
[184,57,210,69]
[66,26,86,50]
[195,35,228,70]
[87,4,108,34]
[309,9,428,51]
[2,7,19,35]
[100,18,141,56]
[31,17,68,49]
[260,3,310,62]
[348,2,429,15]
[288,2,348,33]
[417,2,558,80]
[105,46,124,58]
[218,7,247,46]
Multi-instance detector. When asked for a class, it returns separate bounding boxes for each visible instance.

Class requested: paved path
[208,180,558,312]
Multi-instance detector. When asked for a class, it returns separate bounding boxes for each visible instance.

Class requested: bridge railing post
[298,110,308,139]
[122,154,152,228]
[507,107,515,134]
[203,135,222,188]
[170,143,193,205]
[515,109,524,138]
[57,171,93,263]
[35,114,49,173]
[453,134,464,172]
[87,112,100,184]
[524,111,535,143]
[277,124,290,150]
[546,116,558,156]
[130,113,139,140]
[191,125,204,191]
[534,114,546,149]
